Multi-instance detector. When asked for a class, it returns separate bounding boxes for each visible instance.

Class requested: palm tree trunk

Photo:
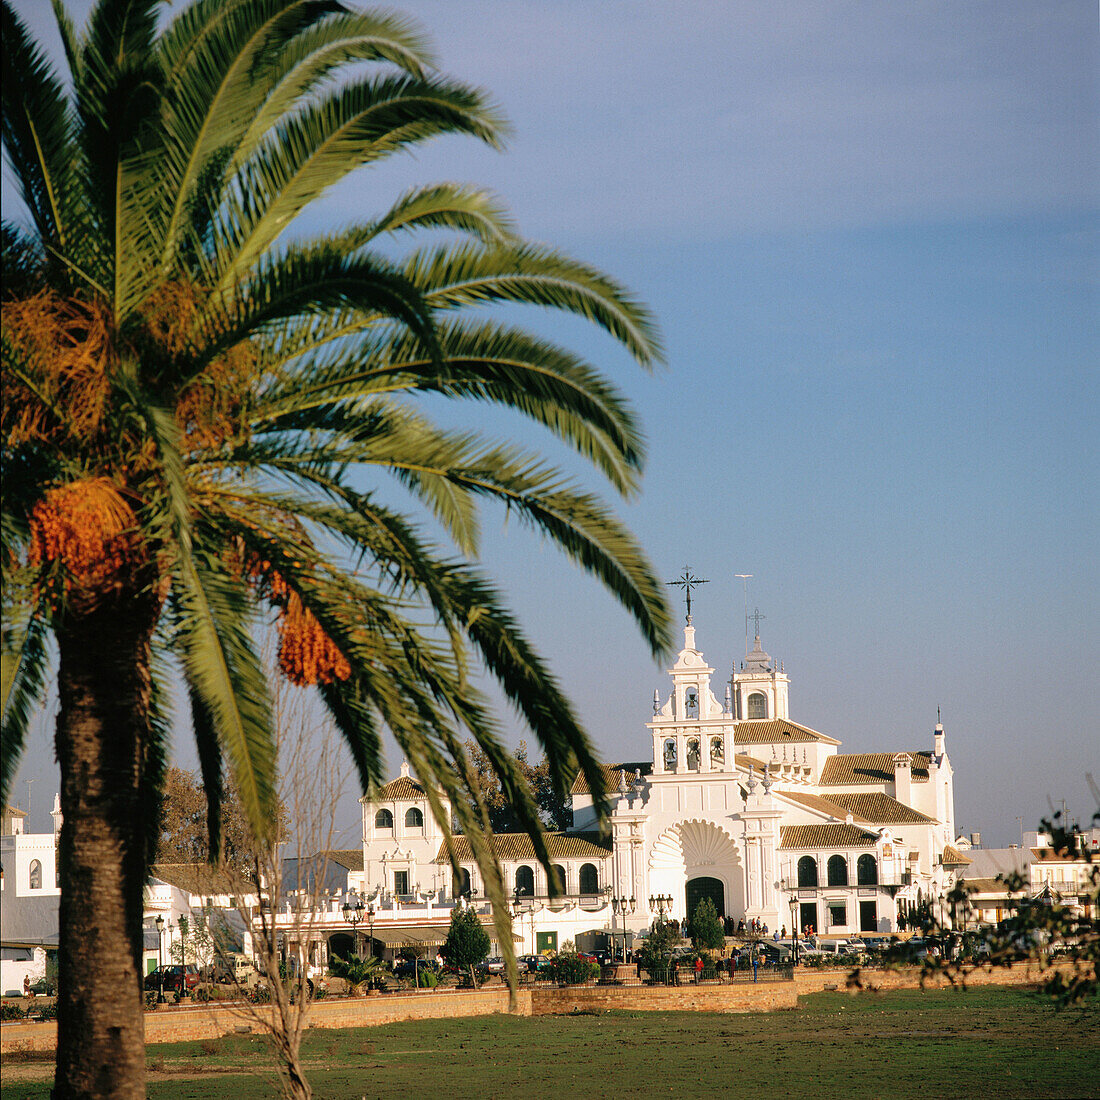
[53,595,158,1100]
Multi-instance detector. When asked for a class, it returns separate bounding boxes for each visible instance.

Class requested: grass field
[3,987,1098,1099]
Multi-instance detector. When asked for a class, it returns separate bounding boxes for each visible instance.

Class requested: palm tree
[1,1,671,1094]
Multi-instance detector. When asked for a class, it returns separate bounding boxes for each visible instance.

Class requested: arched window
[550,864,567,895]
[28,859,42,890]
[579,863,599,894]
[404,807,423,829]
[515,865,535,897]
[827,855,848,887]
[375,808,393,829]
[663,739,677,768]
[747,693,767,719]
[710,737,724,764]
[797,856,818,888]
[857,854,878,886]
[452,868,472,898]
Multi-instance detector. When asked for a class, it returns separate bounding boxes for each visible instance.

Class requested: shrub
[1,1002,25,1021]
[144,991,159,1010]
[546,952,599,985]
[416,969,438,989]
[36,1001,59,1021]
[439,907,491,985]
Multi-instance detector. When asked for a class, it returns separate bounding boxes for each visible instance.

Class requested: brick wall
[529,982,798,1015]
[0,962,1065,1056]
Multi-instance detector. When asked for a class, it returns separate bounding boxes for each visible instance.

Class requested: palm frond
[210,73,504,287]
[170,548,278,845]
[153,0,350,275]
[229,7,435,171]
[1,1,77,256]
[408,241,665,368]
[1,602,50,805]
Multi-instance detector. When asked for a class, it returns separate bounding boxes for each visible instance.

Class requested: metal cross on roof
[749,606,766,638]
[667,567,708,624]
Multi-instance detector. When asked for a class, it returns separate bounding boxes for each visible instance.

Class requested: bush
[144,991,159,1010]
[546,952,599,985]
[36,1001,59,1021]
[1,1002,25,1021]
[416,969,439,989]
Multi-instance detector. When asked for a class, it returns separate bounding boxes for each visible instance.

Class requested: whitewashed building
[325,618,967,958]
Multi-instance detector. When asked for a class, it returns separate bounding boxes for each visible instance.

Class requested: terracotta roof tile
[570,762,651,796]
[730,719,840,746]
[779,824,880,849]
[324,849,365,872]
[151,863,251,897]
[957,877,1006,893]
[940,845,972,866]
[777,789,872,822]
[821,792,935,824]
[819,751,931,786]
[375,776,425,799]
[435,831,612,863]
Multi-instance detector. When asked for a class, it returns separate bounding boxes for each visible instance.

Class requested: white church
[331,615,969,959]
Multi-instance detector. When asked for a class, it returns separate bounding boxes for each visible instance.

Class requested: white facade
[345,621,962,955]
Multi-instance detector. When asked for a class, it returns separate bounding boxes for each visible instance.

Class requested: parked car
[575,951,599,966]
[144,964,201,993]
[519,954,551,973]
[393,957,440,978]
[476,956,506,975]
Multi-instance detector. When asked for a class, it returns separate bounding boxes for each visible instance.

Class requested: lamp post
[649,893,673,921]
[611,895,636,962]
[789,894,799,967]
[155,915,166,1004]
[342,890,365,957]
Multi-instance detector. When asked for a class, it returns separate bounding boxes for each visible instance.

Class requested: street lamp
[649,894,673,920]
[342,890,365,957]
[611,895,636,961]
[155,915,166,1004]
[789,894,799,967]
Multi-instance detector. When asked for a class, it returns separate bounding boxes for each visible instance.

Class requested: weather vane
[667,567,708,624]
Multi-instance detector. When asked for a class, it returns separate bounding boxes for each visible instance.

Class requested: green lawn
[4,987,1098,1099]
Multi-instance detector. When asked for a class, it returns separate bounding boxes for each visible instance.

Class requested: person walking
[694,956,704,983]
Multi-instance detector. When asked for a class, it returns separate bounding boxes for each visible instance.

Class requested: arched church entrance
[686,876,725,920]
[649,820,745,923]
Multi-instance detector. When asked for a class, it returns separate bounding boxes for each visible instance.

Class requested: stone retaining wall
[0,962,1060,1056]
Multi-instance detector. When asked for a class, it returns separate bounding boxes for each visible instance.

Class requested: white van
[216,952,259,985]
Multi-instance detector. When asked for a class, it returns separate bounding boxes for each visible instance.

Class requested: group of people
[736,917,772,938]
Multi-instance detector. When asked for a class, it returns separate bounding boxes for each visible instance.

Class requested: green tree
[464,737,573,832]
[0,2,671,1095]
[158,765,289,869]
[639,918,684,979]
[690,898,725,952]
[440,905,492,987]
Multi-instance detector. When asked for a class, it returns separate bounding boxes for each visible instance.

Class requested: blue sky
[6,1,1098,846]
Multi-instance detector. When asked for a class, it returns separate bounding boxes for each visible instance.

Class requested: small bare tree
[214,681,353,1100]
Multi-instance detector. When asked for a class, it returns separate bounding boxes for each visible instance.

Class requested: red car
[144,964,201,992]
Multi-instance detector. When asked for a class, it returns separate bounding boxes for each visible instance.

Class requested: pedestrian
[752,952,759,983]
[23,974,31,1000]
[694,956,704,983]
[763,923,769,936]
[781,925,786,939]
[773,928,780,942]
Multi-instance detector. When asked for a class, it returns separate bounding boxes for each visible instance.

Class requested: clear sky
[6,1,1098,847]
